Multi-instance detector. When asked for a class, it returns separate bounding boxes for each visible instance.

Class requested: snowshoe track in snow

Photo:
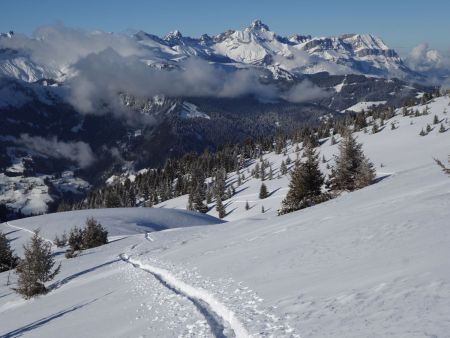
[119,254,251,338]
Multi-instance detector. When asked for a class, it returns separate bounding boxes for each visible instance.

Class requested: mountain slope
[1,95,449,337]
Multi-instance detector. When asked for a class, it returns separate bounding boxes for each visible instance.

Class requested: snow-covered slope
[0,96,449,337]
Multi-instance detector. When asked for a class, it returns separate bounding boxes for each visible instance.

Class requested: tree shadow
[268,187,281,197]
[1,295,107,338]
[225,207,238,217]
[234,186,249,195]
[261,207,272,214]
[4,230,20,236]
[6,236,19,243]
[48,259,119,291]
[0,291,13,299]
[373,174,391,184]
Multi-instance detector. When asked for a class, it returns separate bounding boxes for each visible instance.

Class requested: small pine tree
[259,183,269,199]
[53,232,67,248]
[433,115,439,124]
[419,128,427,136]
[261,205,265,213]
[215,195,226,219]
[82,217,108,249]
[280,160,288,175]
[439,123,446,133]
[66,226,83,258]
[372,122,379,134]
[354,157,376,189]
[245,201,250,210]
[280,145,325,214]
[329,132,375,191]
[426,124,432,133]
[0,231,18,272]
[16,231,61,298]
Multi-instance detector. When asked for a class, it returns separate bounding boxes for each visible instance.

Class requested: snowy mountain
[1,95,449,337]
[0,20,427,83]
[0,21,438,218]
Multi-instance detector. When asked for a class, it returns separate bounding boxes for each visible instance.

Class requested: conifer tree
[372,122,379,134]
[82,217,108,249]
[259,183,269,199]
[245,200,250,210]
[215,195,226,219]
[0,231,18,272]
[329,132,375,191]
[280,145,325,214]
[439,123,446,133]
[66,226,83,258]
[433,115,439,124]
[280,160,288,175]
[16,231,61,298]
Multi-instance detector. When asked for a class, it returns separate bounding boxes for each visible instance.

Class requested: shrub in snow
[65,218,108,258]
[82,217,108,249]
[435,156,450,176]
[16,231,60,298]
[53,232,68,248]
[0,231,18,272]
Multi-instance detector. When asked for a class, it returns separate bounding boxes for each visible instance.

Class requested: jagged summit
[246,19,270,32]
[164,30,183,41]
[0,30,14,38]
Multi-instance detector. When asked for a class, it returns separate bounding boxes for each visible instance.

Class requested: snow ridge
[119,254,253,338]
[6,221,54,246]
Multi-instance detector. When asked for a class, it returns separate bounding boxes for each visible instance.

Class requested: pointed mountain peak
[246,20,270,32]
[164,30,183,41]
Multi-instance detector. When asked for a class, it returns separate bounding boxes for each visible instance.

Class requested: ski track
[119,253,252,338]
[5,221,54,245]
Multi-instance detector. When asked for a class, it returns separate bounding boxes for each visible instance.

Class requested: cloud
[17,134,95,168]
[405,43,450,86]
[0,24,144,71]
[1,24,332,117]
[66,49,278,114]
[282,80,330,103]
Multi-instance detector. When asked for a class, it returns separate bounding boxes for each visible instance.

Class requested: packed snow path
[119,254,252,338]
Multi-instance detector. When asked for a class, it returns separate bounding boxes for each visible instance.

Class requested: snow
[1,96,450,337]
[0,21,411,83]
[342,100,387,113]
[180,102,211,120]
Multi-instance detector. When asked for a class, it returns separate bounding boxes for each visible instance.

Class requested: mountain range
[0,21,439,217]
[0,20,429,83]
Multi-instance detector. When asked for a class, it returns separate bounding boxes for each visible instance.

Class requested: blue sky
[1,0,449,54]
